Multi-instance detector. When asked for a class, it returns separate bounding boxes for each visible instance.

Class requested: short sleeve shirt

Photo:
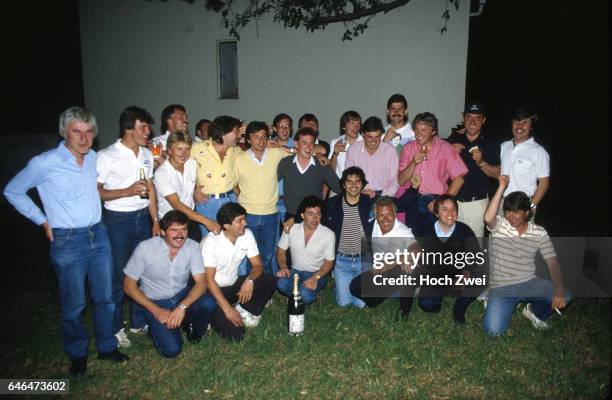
[124,237,204,300]
[202,229,259,287]
[154,158,197,219]
[500,138,550,197]
[277,223,335,272]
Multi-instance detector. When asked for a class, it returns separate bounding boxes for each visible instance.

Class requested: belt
[208,190,234,199]
[457,194,488,202]
[337,251,361,259]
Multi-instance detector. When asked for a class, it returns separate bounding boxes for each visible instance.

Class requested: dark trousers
[211,274,276,341]
[349,266,416,312]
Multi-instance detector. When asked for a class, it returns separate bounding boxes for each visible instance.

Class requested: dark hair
[339,110,361,132]
[503,191,533,220]
[294,127,317,142]
[433,195,458,216]
[209,115,242,144]
[386,93,408,110]
[340,166,368,189]
[511,107,538,125]
[195,118,211,133]
[160,104,186,133]
[298,195,324,215]
[298,113,319,130]
[246,121,269,142]
[412,112,438,134]
[273,113,293,128]
[375,196,397,215]
[119,106,154,138]
[217,202,247,228]
[160,210,189,231]
[361,116,384,134]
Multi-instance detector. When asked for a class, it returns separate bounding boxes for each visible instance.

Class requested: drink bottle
[288,273,305,336]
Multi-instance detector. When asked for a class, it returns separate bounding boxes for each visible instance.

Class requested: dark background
[0,0,609,298]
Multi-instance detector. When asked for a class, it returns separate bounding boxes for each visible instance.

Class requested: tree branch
[310,0,411,27]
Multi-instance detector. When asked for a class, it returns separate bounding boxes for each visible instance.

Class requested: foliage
[169,0,462,40]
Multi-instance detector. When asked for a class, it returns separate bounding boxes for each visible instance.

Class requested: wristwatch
[314,273,321,280]
[530,203,537,211]
[178,303,188,311]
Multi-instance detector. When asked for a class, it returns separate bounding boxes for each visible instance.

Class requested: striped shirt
[488,216,556,288]
[338,197,365,254]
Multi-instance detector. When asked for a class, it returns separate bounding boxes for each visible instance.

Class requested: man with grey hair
[4,106,128,376]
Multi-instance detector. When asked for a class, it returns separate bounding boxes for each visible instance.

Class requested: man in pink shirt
[397,112,467,230]
[345,116,399,197]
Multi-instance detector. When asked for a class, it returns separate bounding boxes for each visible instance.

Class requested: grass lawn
[2,288,610,399]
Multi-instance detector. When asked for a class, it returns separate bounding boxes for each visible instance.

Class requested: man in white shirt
[500,107,550,215]
[154,132,220,241]
[97,106,160,346]
[350,196,421,321]
[329,110,363,180]
[202,203,276,341]
[382,93,415,146]
[276,196,336,304]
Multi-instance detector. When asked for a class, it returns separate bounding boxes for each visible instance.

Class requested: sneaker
[115,328,131,348]
[98,350,129,363]
[478,289,489,309]
[235,304,262,327]
[521,303,549,330]
[129,325,148,334]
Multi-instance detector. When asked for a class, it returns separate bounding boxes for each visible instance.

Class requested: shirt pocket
[514,158,534,176]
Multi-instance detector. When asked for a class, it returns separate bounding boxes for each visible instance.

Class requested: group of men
[4,93,570,376]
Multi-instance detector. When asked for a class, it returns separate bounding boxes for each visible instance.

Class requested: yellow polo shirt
[235,148,289,215]
[190,140,242,194]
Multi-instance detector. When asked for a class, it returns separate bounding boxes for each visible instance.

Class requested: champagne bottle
[139,168,148,199]
[287,273,305,336]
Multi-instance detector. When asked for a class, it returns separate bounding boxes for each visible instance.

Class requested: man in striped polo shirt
[483,175,570,336]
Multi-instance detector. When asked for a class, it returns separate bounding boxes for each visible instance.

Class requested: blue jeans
[483,277,572,336]
[103,207,151,333]
[244,213,278,275]
[49,222,116,359]
[195,192,238,237]
[334,254,367,308]
[277,270,328,305]
[270,199,287,276]
[143,287,217,358]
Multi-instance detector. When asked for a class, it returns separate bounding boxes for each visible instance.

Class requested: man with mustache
[382,93,415,146]
[4,106,128,375]
[499,107,550,217]
[97,106,160,347]
[123,210,216,357]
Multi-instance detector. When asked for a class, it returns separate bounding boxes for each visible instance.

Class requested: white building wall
[80,0,470,146]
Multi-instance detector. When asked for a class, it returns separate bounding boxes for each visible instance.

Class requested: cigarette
[553,307,562,316]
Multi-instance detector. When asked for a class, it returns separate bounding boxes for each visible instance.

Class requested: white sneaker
[129,325,148,334]
[115,328,132,348]
[265,298,274,308]
[478,289,489,309]
[521,303,549,330]
[235,304,262,327]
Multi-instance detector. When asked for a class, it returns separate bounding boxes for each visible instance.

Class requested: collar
[293,155,316,169]
[512,137,535,148]
[247,148,268,163]
[434,221,456,238]
[373,219,399,238]
[58,140,92,164]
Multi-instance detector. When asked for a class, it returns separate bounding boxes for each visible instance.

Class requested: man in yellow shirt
[190,115,242,237]
[235,121,293,274]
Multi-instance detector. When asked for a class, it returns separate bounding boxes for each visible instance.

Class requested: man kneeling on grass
[276,196,336,304]
[203,203,277,341]
[124,210,217,357]
[483,175,570,336]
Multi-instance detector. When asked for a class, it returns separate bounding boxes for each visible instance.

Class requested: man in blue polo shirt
[446,103,500,237]
[4,106,128,375]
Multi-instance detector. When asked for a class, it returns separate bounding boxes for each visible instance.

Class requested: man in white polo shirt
[154,131,220,241]
[202,203,276,341]
[500,107,550,215]
[276,196,336,304]
[97,106,160,346]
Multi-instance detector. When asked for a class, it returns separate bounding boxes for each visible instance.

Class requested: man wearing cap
[446,103,500,237]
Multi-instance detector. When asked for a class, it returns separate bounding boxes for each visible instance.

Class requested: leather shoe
[97,350,129,363]
[453,312,466,325]
[70,357,87,375]
[183,320,203,344]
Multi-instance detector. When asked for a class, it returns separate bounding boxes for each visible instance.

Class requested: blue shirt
[434,221,456,238]
[3,141,101,228]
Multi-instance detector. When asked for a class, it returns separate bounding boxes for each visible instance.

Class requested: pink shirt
[345,141,399,196]
[397,137,467,197]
